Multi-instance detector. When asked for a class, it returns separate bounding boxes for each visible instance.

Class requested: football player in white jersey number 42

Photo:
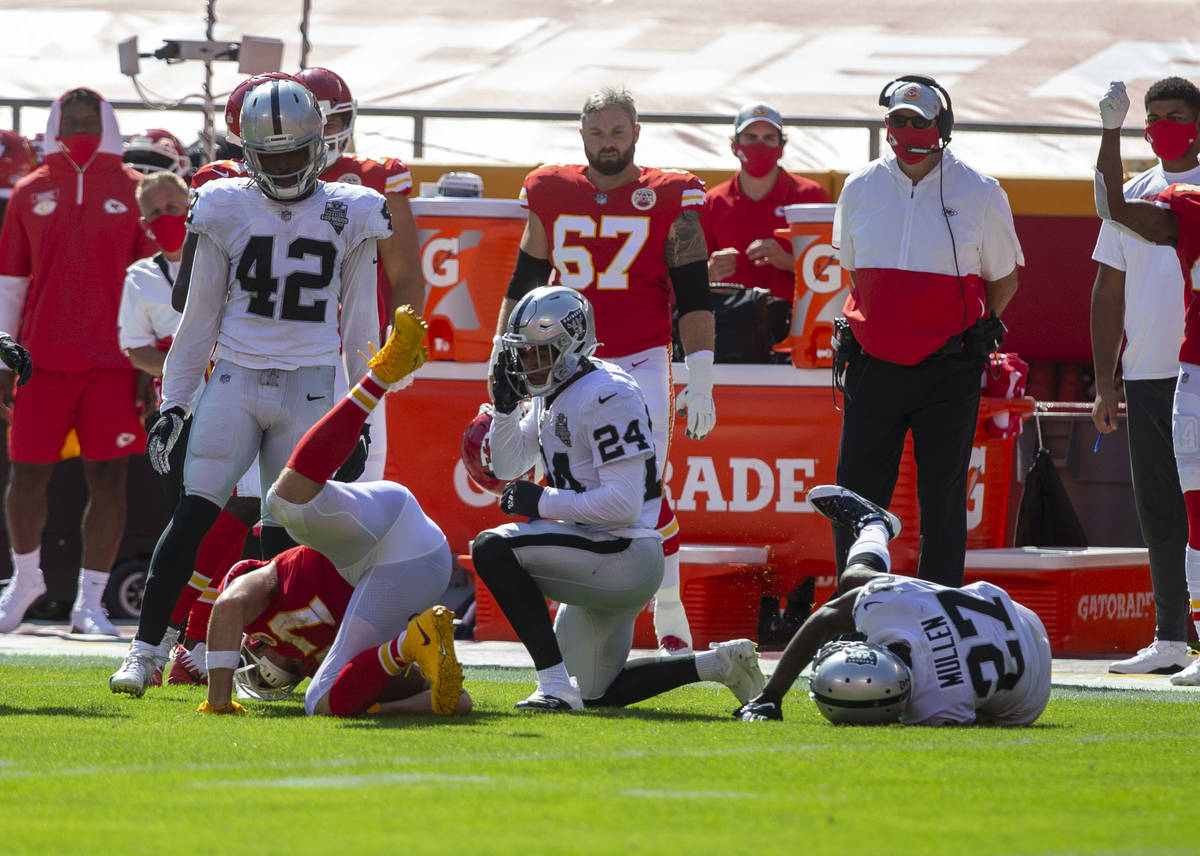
[735,485,1052,726]
[110,78,393,698]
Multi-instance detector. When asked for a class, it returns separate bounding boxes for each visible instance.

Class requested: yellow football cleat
[367,305,430,386]
[400,605,463,716]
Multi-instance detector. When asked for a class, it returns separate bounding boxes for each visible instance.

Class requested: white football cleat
[109,629,177,697]
[709,638,765,704]
[1108,639,1192,675]
[71,603,120,637]
[0,577,47,633]
[1168,654,1200,687]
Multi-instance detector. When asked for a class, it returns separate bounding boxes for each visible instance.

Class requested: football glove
[146,406,187,476]
[491,349,524,415]
[500,479,543,518]
[1099,81,1130,129]
[676,350,716,440]
[733,698,783,721]
[197,699,247,715]
[332,424,371,482]
[0,333,32,387]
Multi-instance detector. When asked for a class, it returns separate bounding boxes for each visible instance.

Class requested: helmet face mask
[240,79,326,201]
[294,67,356,159]
[233,636,302,701]
[502,286,598,397]
[809,639,911,725]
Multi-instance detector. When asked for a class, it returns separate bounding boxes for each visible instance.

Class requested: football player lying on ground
[733,485,1052,725]
[471,286,764,711]
[199,306,466,717]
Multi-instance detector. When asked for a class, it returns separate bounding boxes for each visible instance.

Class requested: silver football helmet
[240,79,327,201]
[232,636,303,702]
[809,639,911,725]
[502,286,598,396]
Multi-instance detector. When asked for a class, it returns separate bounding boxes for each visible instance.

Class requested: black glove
[491,350,524,415]
[963,312,1006,359]
[332,424,371,482]
[0,334,32,387]
[147,406,187,475]
[499,479,544,518]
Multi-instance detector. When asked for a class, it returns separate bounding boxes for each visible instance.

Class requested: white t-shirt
[117,254,181,350]
[1092,163,1200,380]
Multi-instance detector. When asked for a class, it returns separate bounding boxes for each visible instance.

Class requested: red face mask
[147,212,188,253]
[58,133,100,166]
[1144,118,1199,161]
[734,142,783,178]
[886,124,941,164]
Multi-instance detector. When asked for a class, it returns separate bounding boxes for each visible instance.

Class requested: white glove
[676,350,716,440]
[1099,81,1130,129]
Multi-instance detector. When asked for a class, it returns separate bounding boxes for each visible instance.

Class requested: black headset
[878,74,954,146]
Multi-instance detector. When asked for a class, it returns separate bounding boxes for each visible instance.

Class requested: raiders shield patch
[321,200,349,235]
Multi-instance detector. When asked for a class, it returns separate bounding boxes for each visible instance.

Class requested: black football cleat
[806,485,902,540]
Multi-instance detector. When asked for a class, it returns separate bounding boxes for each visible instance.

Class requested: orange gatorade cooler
[775,203,851,368]
[410,198,526,361]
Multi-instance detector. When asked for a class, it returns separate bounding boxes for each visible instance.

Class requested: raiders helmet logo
[561,307,587,341]
[845,649,879,666]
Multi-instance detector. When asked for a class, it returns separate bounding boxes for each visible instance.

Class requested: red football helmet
[294,67,356,157]
[223,72,299,145]
[122,128,191,178]
[0,130,35,198]
[461,405,537,496]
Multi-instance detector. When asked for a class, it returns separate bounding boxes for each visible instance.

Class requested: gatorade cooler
[410,197,526,361]
[774,203,850,368]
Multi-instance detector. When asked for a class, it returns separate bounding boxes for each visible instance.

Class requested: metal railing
[2,98,1146,161]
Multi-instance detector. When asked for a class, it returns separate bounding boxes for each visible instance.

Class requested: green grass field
[0,654,1195,856]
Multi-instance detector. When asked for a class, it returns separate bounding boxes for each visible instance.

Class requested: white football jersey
[533,360,662,536]
[186,177,390,369]
[852,576,1051,726]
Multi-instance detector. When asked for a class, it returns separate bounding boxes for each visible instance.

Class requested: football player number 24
[553,215,650,290]
[237,235,335,322]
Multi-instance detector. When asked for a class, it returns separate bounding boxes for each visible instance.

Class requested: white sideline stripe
[622,788,756,799]
[222,773,493,789]
[0,732,1188,781]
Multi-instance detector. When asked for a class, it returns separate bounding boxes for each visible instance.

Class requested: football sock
[653,582,692,647]
[75,568,108,610]
[536,663,573,697]
[185,582,220,645]
[586,656,701,707]
[286,372,387,484]
[9,548,44,591]
[1186,546,1200,641]
[136,494,222,646]
[260,525,298,559]
[169,510,250,626]
[471,532,564,670]
[847,521,891,572]
[656,497,680,556]
[327,638,405,717]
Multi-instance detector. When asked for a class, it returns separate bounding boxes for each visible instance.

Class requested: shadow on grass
[580,706,740,723]
[338,709,509,730]
[0,703,127,718]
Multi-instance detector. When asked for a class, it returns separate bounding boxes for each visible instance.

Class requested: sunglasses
[887,114,934,130]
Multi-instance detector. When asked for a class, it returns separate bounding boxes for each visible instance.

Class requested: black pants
[834,352,983,587]
[1125,377,1189,641]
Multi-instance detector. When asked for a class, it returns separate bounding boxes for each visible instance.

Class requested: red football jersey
[1161,184,1200,364]
[321,154,412,198]
[226,546,353,676]
[520,164,707,358]
[189,158,247,189]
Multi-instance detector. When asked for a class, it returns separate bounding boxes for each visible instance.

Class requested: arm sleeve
[487,407,541,479]
[979,184,1025,281]
[669,259,711,315]
[159,232,229,414]
[117,272,155,350]
[338,238,379,384]
[1092,220,1127,271]
[538,453,647,527]
[832,192,854,272]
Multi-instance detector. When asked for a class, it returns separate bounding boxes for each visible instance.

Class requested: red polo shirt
[703,168,830,301]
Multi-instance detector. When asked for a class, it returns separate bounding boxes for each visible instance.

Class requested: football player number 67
[553,215,650,290]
